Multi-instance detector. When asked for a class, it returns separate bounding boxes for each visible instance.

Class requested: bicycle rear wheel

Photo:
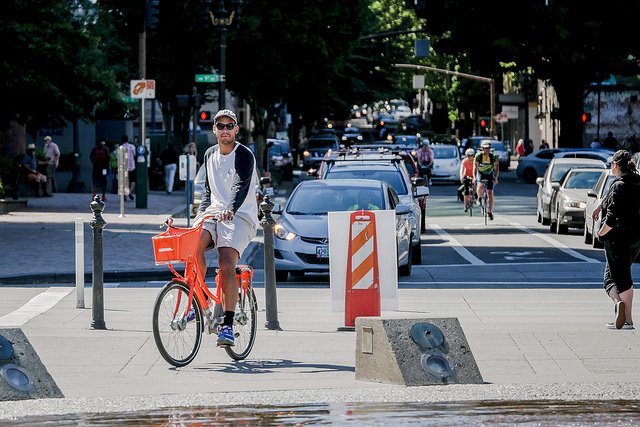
[225,287,258,360]
[153,281,203,367]
[482,194,488,225]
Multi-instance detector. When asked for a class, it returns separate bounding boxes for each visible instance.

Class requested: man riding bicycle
[460,148,476,212]
[473,140,499,220]
[194,109,259,347]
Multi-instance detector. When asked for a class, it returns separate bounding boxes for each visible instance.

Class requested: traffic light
[480,119,487,128]
[200,111,212,121]
[146,0,159,30]
[581,112,592,123]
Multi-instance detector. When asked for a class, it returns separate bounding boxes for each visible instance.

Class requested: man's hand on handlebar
[218,209,234,222]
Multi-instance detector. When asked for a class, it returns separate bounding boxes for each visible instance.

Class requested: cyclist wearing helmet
[473,140,499,220]
[460,148,476,212]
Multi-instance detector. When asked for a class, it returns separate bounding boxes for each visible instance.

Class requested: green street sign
[195,74,224,83]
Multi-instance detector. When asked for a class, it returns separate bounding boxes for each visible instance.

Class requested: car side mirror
[551,182,560,190]
[535,177,544,185]
[587,189,597,198]
[260,176,272,186]
[412,177,426,187]
[272,204,282,214]
[414,186,429,197]
[395,204,411,215]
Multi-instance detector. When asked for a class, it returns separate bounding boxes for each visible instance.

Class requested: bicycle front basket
[152,226,201,265]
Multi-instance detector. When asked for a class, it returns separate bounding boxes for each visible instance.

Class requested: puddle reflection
[5,400,640,425]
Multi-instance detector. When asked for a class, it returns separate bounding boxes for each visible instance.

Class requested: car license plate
[316,246,329,259]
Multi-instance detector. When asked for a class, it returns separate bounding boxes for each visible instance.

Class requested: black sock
[223,311,234,326]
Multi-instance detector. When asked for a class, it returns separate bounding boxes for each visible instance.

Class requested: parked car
[518,148,614,184]
[431,144,462,183]
[393,135,421,158]
[549,168,604,234]
[584,169,615,247]
[536,158,606,226]
[302,135,340,169]
[273,179,412,281]
[321,153,428,264]
[517,148,567,183]
[266,138,293,180]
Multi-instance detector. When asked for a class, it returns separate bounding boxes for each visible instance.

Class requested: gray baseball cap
[213,109,237,124]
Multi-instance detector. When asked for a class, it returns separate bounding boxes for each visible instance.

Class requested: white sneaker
[614,301,626,329]
[622,323,635,330]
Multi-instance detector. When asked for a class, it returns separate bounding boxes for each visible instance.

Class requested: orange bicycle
[151,216,257,367]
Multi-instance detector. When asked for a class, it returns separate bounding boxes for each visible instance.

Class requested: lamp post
[209,0,242,110]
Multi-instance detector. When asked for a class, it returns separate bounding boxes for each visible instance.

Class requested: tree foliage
[412,0,640,145]
[0,0,124,138]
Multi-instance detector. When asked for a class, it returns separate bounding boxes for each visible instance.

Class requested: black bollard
[90,195,107,329]
[260,195,281,330]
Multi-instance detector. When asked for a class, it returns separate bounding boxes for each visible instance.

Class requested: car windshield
[564,170,603,189]
[602,175,616,197]
[287,187,383,215]
[433,145,458,159]
[325,169,408,195]
[308,139,336,149]
[550,164,603,182]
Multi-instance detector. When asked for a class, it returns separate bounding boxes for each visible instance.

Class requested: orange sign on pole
[345,210,380,327]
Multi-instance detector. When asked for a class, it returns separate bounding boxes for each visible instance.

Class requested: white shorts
[202,215,256,257]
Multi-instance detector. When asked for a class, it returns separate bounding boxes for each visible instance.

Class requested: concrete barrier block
[0,328,64,401]
[355,317,483,386]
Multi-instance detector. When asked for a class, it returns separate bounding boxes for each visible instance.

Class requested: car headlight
[562,200,586,209]
[274,223,296,240]
[303,150,310,157]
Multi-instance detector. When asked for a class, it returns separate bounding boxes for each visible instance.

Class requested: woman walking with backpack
[90,137,110,201]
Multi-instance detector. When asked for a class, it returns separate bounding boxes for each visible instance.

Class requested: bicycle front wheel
[153,281,203,367]
[225,287,258,360]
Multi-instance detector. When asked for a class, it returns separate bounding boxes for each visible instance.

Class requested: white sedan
[431,144,462,183]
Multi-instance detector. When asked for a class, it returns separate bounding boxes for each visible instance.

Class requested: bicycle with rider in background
[472,140,499,221]
[460,148,476,214]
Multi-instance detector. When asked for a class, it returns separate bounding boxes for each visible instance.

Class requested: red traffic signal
[480,119,487,127]
[200,111,211,121]
[581,113,592,123]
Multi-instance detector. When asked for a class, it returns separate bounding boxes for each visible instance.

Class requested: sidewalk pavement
[2,286,640,420]
[3,182,640,419]
[0,179,295,285]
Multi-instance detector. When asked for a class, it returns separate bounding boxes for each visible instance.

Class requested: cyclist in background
[460,148,476,212]
[194,109,259,347]
[473,140,499,220]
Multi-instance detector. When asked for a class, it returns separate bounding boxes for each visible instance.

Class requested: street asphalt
[1,178,640,421]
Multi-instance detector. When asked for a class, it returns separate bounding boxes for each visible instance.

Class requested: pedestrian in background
[593,150,640,330]
[20,143,49,197]
[539,139,549,150]
[90,137,110,201]
[120,135,136,200]
[603,132,619,150]
[160,143,179,194]
[184,142,201,169]
[42,136,60,192]
[109,143,119,194]
[591,138,602,149]
[416,140,434,185]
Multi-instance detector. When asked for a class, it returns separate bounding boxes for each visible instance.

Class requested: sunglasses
[215,122,236,130]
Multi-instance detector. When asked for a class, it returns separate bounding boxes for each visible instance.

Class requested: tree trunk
[553,77,587,148]
[0,121,27,158]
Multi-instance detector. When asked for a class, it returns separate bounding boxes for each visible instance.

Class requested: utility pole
[395,63,496,137]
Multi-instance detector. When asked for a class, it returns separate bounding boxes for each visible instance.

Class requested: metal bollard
[260,195,281,330]
[89,195,107,329]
